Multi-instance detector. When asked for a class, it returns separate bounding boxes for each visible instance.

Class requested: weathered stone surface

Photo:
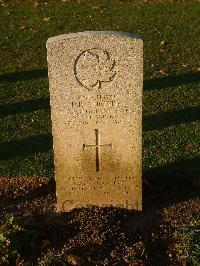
[46,31,143,212]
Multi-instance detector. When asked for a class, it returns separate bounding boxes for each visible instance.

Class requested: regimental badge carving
[74,48,116,90]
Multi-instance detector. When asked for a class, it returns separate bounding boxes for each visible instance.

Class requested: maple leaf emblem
[74,48,116,90]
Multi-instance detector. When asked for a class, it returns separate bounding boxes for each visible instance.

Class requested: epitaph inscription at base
[47,31,143,211]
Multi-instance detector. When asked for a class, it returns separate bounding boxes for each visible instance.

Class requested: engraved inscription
[65,94,132,125]
[74,48,116,90]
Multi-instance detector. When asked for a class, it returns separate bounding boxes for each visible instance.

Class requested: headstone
[46,31,143,212]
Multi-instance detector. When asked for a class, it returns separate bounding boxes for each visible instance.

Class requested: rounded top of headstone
[46,31,143,45]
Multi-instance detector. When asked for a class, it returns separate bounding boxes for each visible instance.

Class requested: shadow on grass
[0,97,50,118]
[144,71,200,90]
[143,157,200,210]
[143,106,200,131]
[0,69,48,83]
[0,134,52,160]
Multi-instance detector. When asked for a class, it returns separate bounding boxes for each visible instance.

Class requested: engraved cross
[83,129,112,172]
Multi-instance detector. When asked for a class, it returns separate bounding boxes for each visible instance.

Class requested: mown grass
[0,1,200,183]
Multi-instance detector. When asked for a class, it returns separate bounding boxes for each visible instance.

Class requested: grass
[0,1,199,181]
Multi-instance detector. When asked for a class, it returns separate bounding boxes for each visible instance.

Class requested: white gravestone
[46,31,143,212]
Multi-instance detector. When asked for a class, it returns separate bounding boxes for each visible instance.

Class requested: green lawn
[0,0,200,181]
